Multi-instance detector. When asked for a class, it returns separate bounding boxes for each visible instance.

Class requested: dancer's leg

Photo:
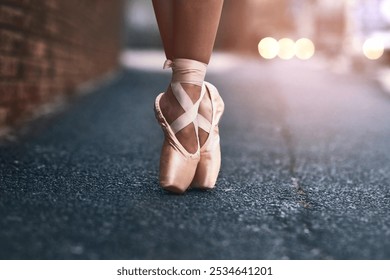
[152,0,223,63]
[173,0,223,64]
[153,0,198,153]
[153,0,224,153]
[174,0,224,147]
[151,0,174,60]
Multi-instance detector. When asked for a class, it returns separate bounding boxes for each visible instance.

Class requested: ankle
[181,83,202,103]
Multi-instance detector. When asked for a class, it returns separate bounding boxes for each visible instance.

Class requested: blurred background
[123,0,390,68]
[1,0,390,133]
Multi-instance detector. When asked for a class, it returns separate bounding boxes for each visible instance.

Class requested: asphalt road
[1,54,390,259]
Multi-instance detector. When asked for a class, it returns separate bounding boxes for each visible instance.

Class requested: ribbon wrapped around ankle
[163,58,207,87]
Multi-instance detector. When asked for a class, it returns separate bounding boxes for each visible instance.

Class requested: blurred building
[217,0,346,56]
[217,0,295,53]
[219,0,389,66]
[0,0,122,132]
[345,0,390,66]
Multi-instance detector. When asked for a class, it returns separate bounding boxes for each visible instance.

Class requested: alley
[1,53,389,259]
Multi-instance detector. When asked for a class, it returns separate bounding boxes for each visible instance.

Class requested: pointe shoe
[191,82,224,189]
[154,58,207,194]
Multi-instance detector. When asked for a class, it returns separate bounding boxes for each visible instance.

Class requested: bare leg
[153,0,224,153]
[152,0,174,60]
[173,0,223,64]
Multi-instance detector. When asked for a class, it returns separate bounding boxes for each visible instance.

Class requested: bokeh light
[277,38,295,60]
[295,38,315,60]
[380,0,390,23]
[258,37,279,59]
[362,38,384,60]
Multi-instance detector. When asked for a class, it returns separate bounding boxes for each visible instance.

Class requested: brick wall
[0,0,122,130]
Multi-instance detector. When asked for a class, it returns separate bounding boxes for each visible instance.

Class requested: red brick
[1,0,32,8]
[0,29,24,54]
[45,0,59,11]
[0,0,121,128]
[0,56,20,78]
[25,38,47,58]
[22,60,50,80]
[0,106,9,125]
[0,5,26,28]
[0,83,18,105]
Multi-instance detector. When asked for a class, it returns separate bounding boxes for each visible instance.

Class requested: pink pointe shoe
[154,58,207,194]
[191,82,224,189]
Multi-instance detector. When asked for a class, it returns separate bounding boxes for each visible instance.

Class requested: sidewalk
[1,51,389,259]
